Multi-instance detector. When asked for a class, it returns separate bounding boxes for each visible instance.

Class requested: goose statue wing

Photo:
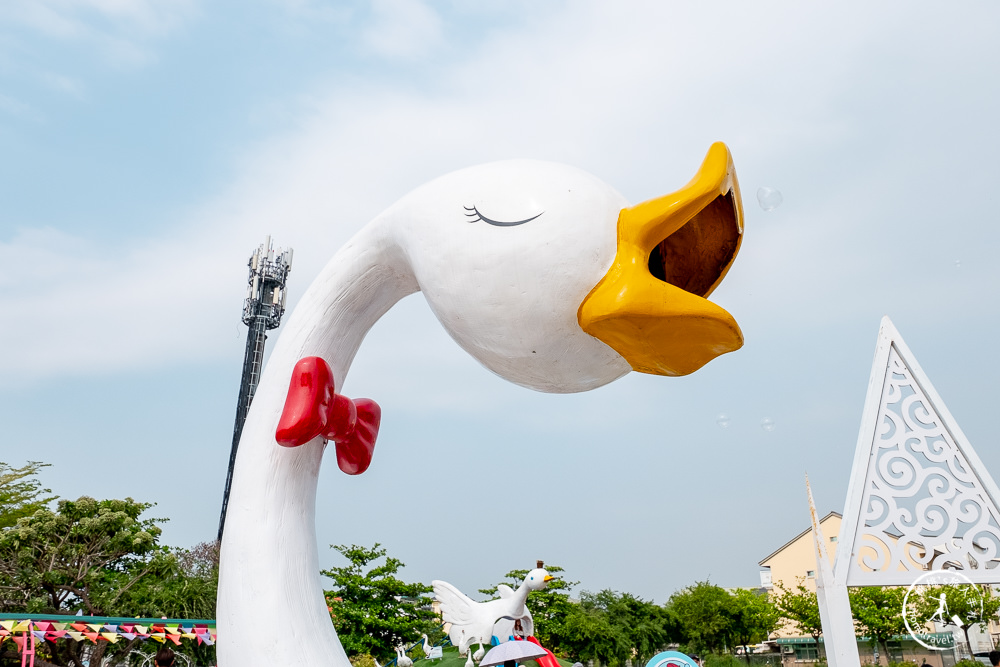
[432,580,478,626]
[495,584,515,599]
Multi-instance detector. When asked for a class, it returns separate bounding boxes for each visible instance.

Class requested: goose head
[524,568,554,592]
[385,141,743,393]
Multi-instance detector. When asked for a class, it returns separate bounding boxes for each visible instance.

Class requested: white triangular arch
[833,317,1000,587]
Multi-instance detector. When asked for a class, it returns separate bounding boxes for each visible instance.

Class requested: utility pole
[218,236,293,541]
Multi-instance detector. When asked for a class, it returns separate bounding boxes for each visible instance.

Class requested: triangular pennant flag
[12,620,30,632]
[834,317,1000,586]
[33,631,46,640]
[67,631,85,641]
[151,636,165,644]
[87,624,103,632]
[101,633,119,643]
[71,623,88,632]
[0,622,14,632]
[166,635,181,646]
[121,632,136,641]
[48,631,67,640]
[104,624,117,633]
[182,633,195,640]
[83,632,100,643]
[51,623,67,631]
[196,635,203,646]
[120,624,134,633]
[134,625,148,635]
[34,622,51,632]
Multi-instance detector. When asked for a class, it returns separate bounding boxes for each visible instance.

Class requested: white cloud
[2,0,998,401]
[0,0,198,67]
[361,0,443,60]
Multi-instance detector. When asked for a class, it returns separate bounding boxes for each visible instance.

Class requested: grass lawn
[411,646,576,667]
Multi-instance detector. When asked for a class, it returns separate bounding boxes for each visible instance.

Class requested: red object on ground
[525,636,561,667]
[275,356,380,475]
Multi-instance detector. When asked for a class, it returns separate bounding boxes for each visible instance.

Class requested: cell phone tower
[218,236,293,541]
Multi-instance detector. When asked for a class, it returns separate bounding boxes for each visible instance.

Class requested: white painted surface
[218,161,630,667]
[433,569,549,655]
[834,317,1000,586]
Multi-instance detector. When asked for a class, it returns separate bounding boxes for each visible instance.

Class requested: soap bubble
[760,417,776,432]
[716,414,730,429]
[757,186,783,211]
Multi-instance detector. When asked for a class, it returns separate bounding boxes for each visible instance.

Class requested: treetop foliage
[322,543,438,662]
[0,461,57,530]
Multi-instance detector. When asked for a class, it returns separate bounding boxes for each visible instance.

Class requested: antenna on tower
[218,236,293,541]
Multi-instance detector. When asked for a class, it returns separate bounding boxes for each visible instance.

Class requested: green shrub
[705,655,742,667]
[351,654,378,667]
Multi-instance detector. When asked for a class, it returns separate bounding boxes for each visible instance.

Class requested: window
[830,536,838,542]
[807,570,816,578]
[794,646,819,661]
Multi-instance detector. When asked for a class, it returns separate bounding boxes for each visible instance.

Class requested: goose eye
[464,205,543,227]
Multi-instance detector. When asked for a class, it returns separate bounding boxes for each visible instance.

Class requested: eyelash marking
[463,205,543,227]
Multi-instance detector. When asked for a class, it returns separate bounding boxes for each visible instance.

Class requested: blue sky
[2,1,1000,603]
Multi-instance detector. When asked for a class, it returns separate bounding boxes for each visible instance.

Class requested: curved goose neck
[218,219,417,667]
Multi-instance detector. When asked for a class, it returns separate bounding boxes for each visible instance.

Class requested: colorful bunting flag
[0,618,217,648]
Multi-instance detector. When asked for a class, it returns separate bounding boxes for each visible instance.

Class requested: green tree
[0,461,56,529]
[0,496,173,667]
[479,563,578,651]
[849,586,907,664]
[559,591,629,667]
[729,588,780,662]
[128,540,219,619]
[322,543,436,662]
[667,581,734,655]
[773,580,823,655]
[908,584,1000,654]
[557,589,675,667]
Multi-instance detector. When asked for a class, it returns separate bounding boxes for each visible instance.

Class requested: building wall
[760,514,841,594]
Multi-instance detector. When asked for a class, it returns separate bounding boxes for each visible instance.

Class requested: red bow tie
[275,356,380,475]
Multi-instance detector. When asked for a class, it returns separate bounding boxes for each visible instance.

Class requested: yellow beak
[543,575,555,582]
[578,142,744,377]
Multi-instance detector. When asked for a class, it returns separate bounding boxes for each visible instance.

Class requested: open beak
[578,142,744,377]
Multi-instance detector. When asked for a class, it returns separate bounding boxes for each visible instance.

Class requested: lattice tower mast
[218,236,293,540]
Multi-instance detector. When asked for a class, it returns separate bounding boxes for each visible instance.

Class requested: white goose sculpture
[420,634,432,660]
[434,568,553,655]
[396,646,413,667]
[217,144,745,667]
